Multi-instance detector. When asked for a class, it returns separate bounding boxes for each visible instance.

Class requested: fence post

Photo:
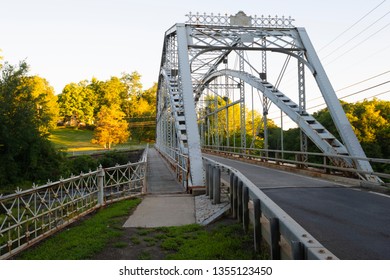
[270,217,281,260]
[237,180,243,223]
[205,163,210,196]
[253,198,262,253]
[213,166,221,204]
[232,176,238,219]
[229,172,234,207]
[291,241,304,260]
[209,164,214,200]
[97,165,105,206]
[242,186,249,233]
[323,157,330,174]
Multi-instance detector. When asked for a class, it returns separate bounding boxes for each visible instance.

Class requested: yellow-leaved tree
[92,105,130,149]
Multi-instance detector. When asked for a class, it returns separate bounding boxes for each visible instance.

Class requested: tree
[58,81,97,126]
[92,105,130,149]
[0,61,62,186]
[313,99,390,158]
[124,82,157,143]
[22,76,59,135]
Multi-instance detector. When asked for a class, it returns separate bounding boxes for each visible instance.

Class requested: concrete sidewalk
[123,194,195,228]
[123,148,195,228]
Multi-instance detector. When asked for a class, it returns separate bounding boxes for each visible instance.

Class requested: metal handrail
[0,147,149,260]
[203,156,338,260]
[155,145,190,189]
[202,145,390,183]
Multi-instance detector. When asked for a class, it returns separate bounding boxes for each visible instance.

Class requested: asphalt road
[205,154,390,260]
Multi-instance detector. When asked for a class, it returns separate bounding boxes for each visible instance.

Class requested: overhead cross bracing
[156,11,381,186]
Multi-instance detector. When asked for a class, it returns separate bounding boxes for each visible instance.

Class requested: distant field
[49,127,147,154]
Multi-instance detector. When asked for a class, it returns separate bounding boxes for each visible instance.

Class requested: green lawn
[49,127,147,154]
[49,127,101,151]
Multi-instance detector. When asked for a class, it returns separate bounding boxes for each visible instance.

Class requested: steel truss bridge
[156,11,386,187]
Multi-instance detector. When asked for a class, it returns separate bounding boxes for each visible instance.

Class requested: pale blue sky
[1,0,390,114]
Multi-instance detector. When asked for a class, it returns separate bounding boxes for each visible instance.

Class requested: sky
[1,0,390,120]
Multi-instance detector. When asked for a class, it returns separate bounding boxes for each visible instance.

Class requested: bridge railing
[155,145,189,191]
[203,145,390,184]
[0,145,148,260]
[203,156,338,260]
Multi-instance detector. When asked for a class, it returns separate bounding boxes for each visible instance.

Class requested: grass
[14,198,269,260]
[49,127,147,154]
[49,127,101,151]
[16,198,141,260]
[131,222,268,260]
[160,223,266,260]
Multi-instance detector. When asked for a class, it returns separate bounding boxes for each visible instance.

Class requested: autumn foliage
[92,105,130,149]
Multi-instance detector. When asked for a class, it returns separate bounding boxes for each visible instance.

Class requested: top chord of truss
[185,11,295,28]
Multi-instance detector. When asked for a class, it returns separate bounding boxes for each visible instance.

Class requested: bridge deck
[205,154,390,260]
[146,148,186,194]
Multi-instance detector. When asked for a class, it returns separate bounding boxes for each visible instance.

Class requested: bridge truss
[156,12,379,186]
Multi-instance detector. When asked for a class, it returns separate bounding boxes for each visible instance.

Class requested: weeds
[16,198,141,260]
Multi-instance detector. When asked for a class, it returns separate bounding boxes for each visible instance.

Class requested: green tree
[23,76,59,135]
[92,105,130,149]
[0,62,62,186]
[124,81,157,143]
[58,81,96,126]
[99,76,127,108]
[313,99,390,158]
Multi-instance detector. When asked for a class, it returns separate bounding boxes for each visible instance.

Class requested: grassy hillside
[49,127,147,155]
[50,127,101,151]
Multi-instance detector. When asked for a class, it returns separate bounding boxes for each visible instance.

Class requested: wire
[322,10,390,60]
[305,80,390,110]
[326,21,390,64]
[301,69,390,104]
[319,0,387,51]
[267,82,390,121]
[336,70,390,92]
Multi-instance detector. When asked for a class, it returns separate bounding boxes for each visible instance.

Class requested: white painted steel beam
[176,24,205,186]
[296,28,377,182]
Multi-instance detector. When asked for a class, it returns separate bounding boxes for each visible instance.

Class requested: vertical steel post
[253,198,262,253]
[242,186,249,233]
[208,164,214,197]
[291,241,304,260]
[229,172,235,207]
[232,176,238,219]
[237,180,243,222]
[213,166,221,204]
[270,217,281,260]
[205,163,210,196]
[225,66,230,148]
[215,94,219,149]
[298,53,308,164]
[238,47,246,152]
[262,37,269,159]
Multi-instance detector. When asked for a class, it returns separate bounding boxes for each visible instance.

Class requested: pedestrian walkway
[146,148,186,194]
[123,194,195,227]
[123,148,195,228]
[123,148,231,228]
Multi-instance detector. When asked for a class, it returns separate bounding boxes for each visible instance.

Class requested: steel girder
[203,69,379,181]
[157,14,378,183]
[156,24,204,186]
